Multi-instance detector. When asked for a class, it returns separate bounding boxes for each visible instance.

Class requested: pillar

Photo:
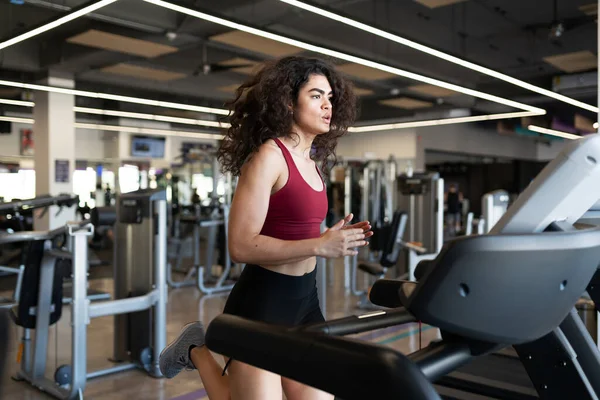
[33,75,76,230]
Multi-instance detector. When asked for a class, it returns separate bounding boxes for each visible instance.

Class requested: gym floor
[0,257,441,400]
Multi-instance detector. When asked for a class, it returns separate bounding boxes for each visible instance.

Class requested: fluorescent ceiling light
[280,0,597,114]
[0,116,34,124]
[75,123,224,140]
[0,79,229,115]
[0,100,229,128]
[350,111,540,133]
[0,98,541,133]
[74,107,231,128]
[143,0,545,115]
[0,116,223,140]
[0,99,34,107]
[0,0,119,51]
[527,125,581,140]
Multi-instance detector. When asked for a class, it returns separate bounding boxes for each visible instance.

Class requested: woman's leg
[282,286,333,400]
[160,321,232,400]
[189,347,230,400]
[227,359,282,400]
[189,351,284,400]
[159,322,283,400]
[282,378,334,400]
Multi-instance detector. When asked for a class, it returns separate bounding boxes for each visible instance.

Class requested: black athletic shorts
[220,263,325,373]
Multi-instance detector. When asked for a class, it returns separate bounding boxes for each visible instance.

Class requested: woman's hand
[341,214,372,236]
[317,214,373,258]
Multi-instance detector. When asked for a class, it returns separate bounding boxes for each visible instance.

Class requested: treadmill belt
[436,352,539,400]
[459,354,535,389]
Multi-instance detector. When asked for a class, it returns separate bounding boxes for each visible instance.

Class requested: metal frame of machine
[7,189,168,399]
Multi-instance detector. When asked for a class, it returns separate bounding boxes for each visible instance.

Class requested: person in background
[445,183,463,236]
[191,188,201,205]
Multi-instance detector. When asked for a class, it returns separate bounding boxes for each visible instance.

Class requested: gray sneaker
[159,321,205,378]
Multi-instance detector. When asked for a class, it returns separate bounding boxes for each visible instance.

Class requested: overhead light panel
[0,116,34,124]
[74,107,230,128]
[143,0,545,115]
[0,79,229,115]
[76,123,224,140]
[527,125,581,140]
[280,0,597,113]
[350,111,540,133]
[0,0,119,51]
[0,115,223,139]
[0,98,541,133]
[0,99,34,107]
[0,100,229,128]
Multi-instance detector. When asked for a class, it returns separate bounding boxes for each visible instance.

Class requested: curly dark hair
[216,56,357,177]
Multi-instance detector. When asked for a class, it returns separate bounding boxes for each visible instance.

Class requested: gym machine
[0,193,79,221]
[346,158,397,304]
[361,157,397,225]
[10,188,167,399]
[481,189,510,233]
[462,189,510,235]
[424,135,600,399]
[167,203,235,294]
[396,172,443,281]
[203,132,600,400]
[0,194,79,307]
[354,210,408,309]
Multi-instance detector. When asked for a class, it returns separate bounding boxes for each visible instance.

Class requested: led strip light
[74,107,231,128]
[280,0,597,113]
[2,109,571,141]
[75,122,224,140]
[0,79,229,115]
[1,0,548,133]
[0,116,35,124]
[142,0,545,116]
[0,115,224,140]
[0,100,230,128]
[0,97,538,133]
[527,125,581,140]
[350,111,540,133]
[0,99,34,107]
[0,0,119,51]
[0,0,230,116]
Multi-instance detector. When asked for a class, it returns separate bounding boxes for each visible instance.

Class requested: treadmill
[204,134,600,400]
[431,140,600,399]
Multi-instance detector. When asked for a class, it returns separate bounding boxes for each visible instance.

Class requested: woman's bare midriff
[260,256,317,276]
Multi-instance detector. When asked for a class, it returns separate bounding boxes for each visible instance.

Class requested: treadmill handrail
[296,307,417,335]
[206,314,441,400]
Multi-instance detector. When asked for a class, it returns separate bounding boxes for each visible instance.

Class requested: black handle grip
[206,314,441,400]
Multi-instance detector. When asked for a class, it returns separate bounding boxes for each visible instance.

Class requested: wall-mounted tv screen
[131,136,165,158]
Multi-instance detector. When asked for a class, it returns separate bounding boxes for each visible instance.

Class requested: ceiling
[0,0,597,136]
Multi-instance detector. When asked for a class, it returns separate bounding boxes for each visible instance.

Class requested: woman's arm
[227,144,366,265]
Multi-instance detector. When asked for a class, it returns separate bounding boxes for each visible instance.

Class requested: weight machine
[462,189,510,235]
[10,188,168,399]
[167,202,236,294]
[0,194,79,307]
[396,172,444,281]
[345,158,397,304]
[166,151,238,294]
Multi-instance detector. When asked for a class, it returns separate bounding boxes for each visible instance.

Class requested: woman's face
[292,73,333,136]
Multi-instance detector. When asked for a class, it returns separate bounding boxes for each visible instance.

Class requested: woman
[159,56,373,399]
